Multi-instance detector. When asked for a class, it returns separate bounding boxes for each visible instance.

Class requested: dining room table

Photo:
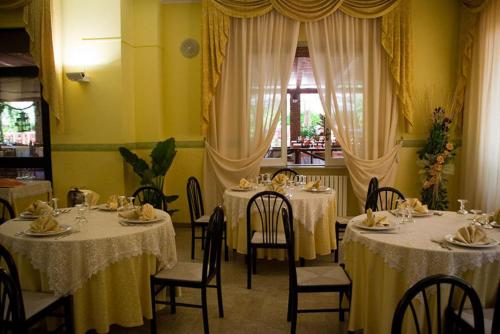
[0,206,177,334]
[0,179,52,214]
[343,210,500,334]
[223,184,337,260]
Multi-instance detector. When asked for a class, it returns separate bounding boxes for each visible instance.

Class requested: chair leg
[170,285,176,314]
[201,226,206,250]
[252,247,257,274]
[150,279,157,334]
[201,287,209,334]
[339,291,344,321]
[299,258,305,267]
[191,227,195,260]
[334,249,339,263]
[64,295,74,333]
[216,273,224,318]
[287,281,292,322]
[291,291,298,334]
[247,248,252,289]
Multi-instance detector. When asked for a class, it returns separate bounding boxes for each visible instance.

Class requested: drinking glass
[74,204,87,232]
[470,209,482,226]
[127,196,135,209]
[457,199,468,215]
[118,196,126,211]
[263,173,271,185]
[479,213,493,229]
[52,198,61,216]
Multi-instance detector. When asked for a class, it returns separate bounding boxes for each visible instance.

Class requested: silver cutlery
[55,231,79,240]
[431,238,452,250]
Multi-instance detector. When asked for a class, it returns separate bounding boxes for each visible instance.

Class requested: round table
[223,185,337,260]
[343,211,500,334]
[0,207,177,334]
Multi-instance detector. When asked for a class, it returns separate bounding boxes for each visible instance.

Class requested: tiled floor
[109,226,349,334]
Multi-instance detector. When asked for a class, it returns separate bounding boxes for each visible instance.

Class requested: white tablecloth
[344,211,500,288]
[223,186,337,259]
[0,180,52,211]
[0,208,177,296]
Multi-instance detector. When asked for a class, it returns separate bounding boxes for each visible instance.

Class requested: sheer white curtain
[305,12,400,205]
[461,0,500,212]
[203,11,299,209]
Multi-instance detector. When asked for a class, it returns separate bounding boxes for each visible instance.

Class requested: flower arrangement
[417,107,457,210]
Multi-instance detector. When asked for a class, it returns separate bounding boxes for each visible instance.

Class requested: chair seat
[251,231,286,245]
[297,265,350,287]
[23,291,62,319]
[336,216,353,225]
[154,262,203,283]
[460,308,494,334]
[195,215,210,224]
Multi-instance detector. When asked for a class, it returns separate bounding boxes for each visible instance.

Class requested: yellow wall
[0,8,23,28]
[0,0,462,219]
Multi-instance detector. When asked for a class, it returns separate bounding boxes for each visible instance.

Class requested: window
[0,29,52,180]
[264,47,344,166]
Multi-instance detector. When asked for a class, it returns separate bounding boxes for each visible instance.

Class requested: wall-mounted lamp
[66,72,90,82]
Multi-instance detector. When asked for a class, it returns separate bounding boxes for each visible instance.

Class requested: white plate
[23,224,71,237]
[353,220,396,231]
[444,234,498,248]
[97,204,118,211]
[491,222,500,228]
[231,186,253,192]
[121,217,164,224]
[19,212,40,219]
[303,186,331,193]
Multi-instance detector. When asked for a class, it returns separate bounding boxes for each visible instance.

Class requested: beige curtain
[202,0,413,135]
[0,0,63,128]
[306,12,400,205]
[461,0,500,211]
[203,11,299,209]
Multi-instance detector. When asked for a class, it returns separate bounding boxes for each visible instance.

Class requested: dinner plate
[353,220,396,231]
[121,217,164,224]
[491,222,500,228]
[19,212,41,219]
[231,186,253,192]
[23,224,71,237]
[303,186,331,193]
[444,234,498,248]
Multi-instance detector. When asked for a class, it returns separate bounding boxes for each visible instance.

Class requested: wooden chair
[186,177,228,261]
[272,168,298,180]
[0,198,15,225]
[334,177,378,262]
[246,191,292,289]
[457,281,499,334]
[391,274,485,334]
[0,245,73,334]
[365,186,405,212]
[132,186,167,210]
[282,208,351,334]
[150,206,225,334]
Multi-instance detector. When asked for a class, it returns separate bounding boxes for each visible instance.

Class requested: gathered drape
[202,0,413,135]
[305,12,400,205]
[203,11,299,209]
[0,0,63,128]
[461,0,500,211]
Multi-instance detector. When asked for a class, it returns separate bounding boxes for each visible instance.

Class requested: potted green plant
[119,137,178,215]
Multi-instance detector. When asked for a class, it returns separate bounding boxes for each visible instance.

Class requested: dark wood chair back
[365,187,405,212]
[246,191,292,245]
[0,245,20,293]
[367,177,379,199]
[187,177,204,223]
[282,208,297,287]
[272,168,298,180]
[132,186,166,210]
[0,198,14,225]
[202,206,224,285]
[391,274,485,334]
[0,268,26,332]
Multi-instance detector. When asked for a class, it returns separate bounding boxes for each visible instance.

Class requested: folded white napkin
[119,203,156,221]
[80,189,100,206]
[30,215,60,232]
[25,200,52,215]
[304,180,320,190]
[404,198,429,213]
[239,178,252,189]
[272,173,289,186]
[454,225,489,244]
[105,195,119,210]
[363,209,389,227]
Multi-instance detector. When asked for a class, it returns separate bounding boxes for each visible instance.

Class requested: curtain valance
[202,0,413,134]
[0,0,30,10]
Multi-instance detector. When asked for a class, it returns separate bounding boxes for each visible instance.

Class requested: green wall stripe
[52,140,205,152]
[51,139,456,152]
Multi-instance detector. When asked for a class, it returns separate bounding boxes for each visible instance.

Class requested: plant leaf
[119,147,149,177]
[151,138,177,177]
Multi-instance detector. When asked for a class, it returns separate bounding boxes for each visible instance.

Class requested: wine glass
[480,213,494,229]
[51,198,61,216]
[127,196,136,209]
[457,199,468,215]
[118,196,126,211]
